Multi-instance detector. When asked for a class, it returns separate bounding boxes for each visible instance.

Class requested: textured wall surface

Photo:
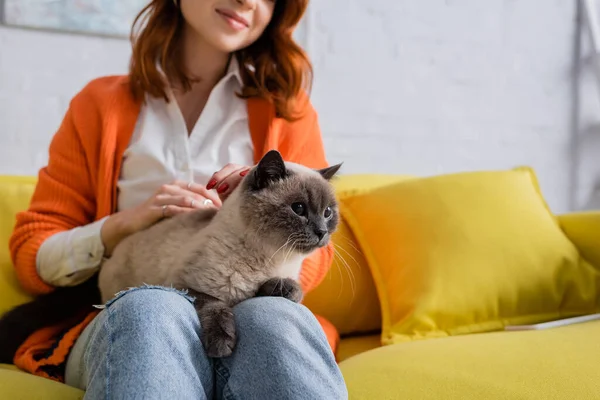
[0,25,130,173]
[0,0,598,213]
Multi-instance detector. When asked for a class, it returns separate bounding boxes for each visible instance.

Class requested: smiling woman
[129,0,312,121]
[4,0,347,398]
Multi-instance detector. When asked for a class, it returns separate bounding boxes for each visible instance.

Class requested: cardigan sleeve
[36,216,108,287]
[9,94,98,295]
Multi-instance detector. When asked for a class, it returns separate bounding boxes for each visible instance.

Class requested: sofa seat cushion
[337,334,381,362]
[0,364,84,399]
[339,321,600,399]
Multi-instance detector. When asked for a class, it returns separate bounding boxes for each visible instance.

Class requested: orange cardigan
[8,76,339,382]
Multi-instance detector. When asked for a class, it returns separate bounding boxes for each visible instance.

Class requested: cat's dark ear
[251,150,288,190]
[317,163,342,181]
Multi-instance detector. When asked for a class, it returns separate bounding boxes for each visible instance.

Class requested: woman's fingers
[151,170,259,219]
[216,167,250,199]
[155,194,200,208]
[178,181,222,207]
[158,204,193,219]
[159,181,222,208]
[207,164,245,192]
[154,193,217,219]
[207,164,252,199]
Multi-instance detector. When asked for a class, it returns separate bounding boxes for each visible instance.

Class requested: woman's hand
[207,163,252,201]
[101,180,221,256]
[129,180,222,228]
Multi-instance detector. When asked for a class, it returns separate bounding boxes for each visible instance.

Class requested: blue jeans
[64,286,347,399]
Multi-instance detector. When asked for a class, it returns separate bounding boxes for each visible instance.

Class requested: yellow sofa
[2,174,600,399]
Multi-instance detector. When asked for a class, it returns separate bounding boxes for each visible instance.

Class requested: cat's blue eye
[291,202,307,216]
[324,207,333,219]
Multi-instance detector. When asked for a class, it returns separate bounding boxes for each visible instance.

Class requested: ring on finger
[190,199,195,208]
[162,204,167,217]
[203,199,213,206]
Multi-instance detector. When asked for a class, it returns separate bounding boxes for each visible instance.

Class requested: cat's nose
[314,228,327,241]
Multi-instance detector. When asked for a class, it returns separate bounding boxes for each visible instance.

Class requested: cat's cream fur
[98,150,341,357]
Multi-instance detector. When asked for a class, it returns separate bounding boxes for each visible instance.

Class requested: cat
[98,150,342,358]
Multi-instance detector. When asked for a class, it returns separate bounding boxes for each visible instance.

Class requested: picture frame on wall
[0,0,149,38]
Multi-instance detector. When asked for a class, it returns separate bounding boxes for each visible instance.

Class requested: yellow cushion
[340,320,600,399]
[0,176,37,314]
[303,174,414,335]
[304,216,383,335]
[0,364,83,399]
[340,167,600,345]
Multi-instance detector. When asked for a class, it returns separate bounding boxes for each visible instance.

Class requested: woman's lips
[216,9,249,31]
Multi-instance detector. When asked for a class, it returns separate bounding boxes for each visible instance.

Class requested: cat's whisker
[336,253,356,299]
[334,237,361,298]
[333,244,357,298]
[269,238,291,263]
[268,233,299,265]
[335,234,364,256]
[330,247,357,300]
[333,242,361,274]
[332,256,346,300]
[283,238,299,266]
[332,235,363,296]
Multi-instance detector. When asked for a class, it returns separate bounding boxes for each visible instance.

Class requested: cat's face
[239,150,342,254]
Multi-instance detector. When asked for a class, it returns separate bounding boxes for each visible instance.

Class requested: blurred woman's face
[180,0,276,53]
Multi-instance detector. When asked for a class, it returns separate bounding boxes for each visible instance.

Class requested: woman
[8,0,347,398]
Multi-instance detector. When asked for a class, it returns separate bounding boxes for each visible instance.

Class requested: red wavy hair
[128,0,313,121]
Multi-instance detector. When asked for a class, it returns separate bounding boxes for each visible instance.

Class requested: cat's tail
[0,274,100,364]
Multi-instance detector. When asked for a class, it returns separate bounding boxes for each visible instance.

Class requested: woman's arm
[36,218,109,287]
[35,176,222,288]
[11,86,223,292]
[9,94,100,295]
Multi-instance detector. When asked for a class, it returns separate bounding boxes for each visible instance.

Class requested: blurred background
[0,0,599,214]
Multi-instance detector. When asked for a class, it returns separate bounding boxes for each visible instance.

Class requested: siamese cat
[98,150,342,358]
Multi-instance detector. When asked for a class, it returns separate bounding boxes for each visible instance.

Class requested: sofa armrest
[558,211,600,268]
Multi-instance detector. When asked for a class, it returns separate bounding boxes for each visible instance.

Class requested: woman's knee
[233,297,326,349]
[77,287,214,396]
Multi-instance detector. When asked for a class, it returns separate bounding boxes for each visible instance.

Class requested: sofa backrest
[4,174,594,338]
[0,176,37,315]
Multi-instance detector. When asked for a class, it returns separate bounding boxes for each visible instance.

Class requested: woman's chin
[194,28,253,54]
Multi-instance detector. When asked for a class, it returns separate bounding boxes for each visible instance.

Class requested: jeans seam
[215,361,236,400]
[79,314,104,390]
[105,305,115,400]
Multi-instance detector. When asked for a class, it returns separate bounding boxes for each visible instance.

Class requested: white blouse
[36,57,255,287]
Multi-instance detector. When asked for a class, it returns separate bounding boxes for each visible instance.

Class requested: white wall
[0,0,598,213]
[0,26,130,173]
[306,0,596,213]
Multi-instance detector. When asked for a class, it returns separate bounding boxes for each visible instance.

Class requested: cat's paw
[200,305,236,358]
[256,278,303,303]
